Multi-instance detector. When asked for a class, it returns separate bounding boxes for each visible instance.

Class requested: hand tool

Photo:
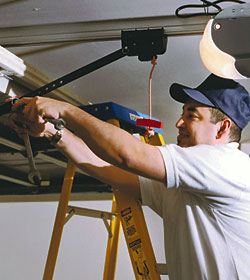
[22,132,42,185]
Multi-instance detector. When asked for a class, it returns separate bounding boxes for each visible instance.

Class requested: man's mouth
[177,133,189,144]
[177,133,189,139]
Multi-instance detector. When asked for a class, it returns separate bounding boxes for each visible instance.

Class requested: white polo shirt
[140,143,250,280]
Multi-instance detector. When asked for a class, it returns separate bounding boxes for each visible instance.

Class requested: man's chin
[177,142,190,147]
[177,136,191,147]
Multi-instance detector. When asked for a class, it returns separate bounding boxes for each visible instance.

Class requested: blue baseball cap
[170,74,250,130]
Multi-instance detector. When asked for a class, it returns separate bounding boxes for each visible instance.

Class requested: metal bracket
[122,28,167,61]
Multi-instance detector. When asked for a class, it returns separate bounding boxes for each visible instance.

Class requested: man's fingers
[11,97,30,111]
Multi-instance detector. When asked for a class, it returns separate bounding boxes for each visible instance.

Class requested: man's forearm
[57,103,166,182]
[50,126,140,194]
[60,104,149,172]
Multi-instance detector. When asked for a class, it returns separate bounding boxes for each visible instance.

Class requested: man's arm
[53,124,141,197]
[10,114,141,197]
[12,97,167,184]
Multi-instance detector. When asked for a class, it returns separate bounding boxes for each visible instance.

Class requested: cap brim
[170,83,215,107]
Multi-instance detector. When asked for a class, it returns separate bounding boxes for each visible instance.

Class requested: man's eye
[188,114,195,119]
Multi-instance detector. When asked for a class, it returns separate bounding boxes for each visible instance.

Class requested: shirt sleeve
[139,176,167,216]
[157,144,245,201]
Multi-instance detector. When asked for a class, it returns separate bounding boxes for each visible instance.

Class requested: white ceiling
[0,0,249,144]
[0,0,181,25]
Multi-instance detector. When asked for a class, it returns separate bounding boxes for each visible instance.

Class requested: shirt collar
[227,142,239,149]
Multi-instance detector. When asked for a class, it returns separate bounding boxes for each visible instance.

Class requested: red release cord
[136,56,163,136]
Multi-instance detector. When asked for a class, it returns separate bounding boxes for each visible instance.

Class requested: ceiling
[0,0,249,201]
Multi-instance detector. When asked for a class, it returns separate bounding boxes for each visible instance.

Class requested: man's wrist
[48,129,63,145]
[44,123,63,146]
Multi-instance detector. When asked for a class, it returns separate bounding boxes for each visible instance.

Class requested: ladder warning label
[121,207,151,279]
[121,207,132,217]
[129,239,151,279]
[121,207,138,239]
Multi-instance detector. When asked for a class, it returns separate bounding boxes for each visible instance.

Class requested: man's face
[176,99,219,147]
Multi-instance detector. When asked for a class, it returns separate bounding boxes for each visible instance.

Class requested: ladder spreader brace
[64,205,117,238]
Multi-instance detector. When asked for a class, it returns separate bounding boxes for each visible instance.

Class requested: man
[10,74,250,279]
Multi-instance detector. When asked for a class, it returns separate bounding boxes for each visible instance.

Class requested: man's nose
[176,117,185,128]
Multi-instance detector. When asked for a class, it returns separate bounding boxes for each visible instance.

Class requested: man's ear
[216,119,231,139]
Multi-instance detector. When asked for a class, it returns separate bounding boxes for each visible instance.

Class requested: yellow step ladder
[43,103,166,280]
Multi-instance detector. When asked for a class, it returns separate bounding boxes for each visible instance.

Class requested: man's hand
[11,96,68,124]
[9,111,48,138]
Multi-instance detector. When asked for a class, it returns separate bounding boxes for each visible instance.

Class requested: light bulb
[199,19,246,79]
